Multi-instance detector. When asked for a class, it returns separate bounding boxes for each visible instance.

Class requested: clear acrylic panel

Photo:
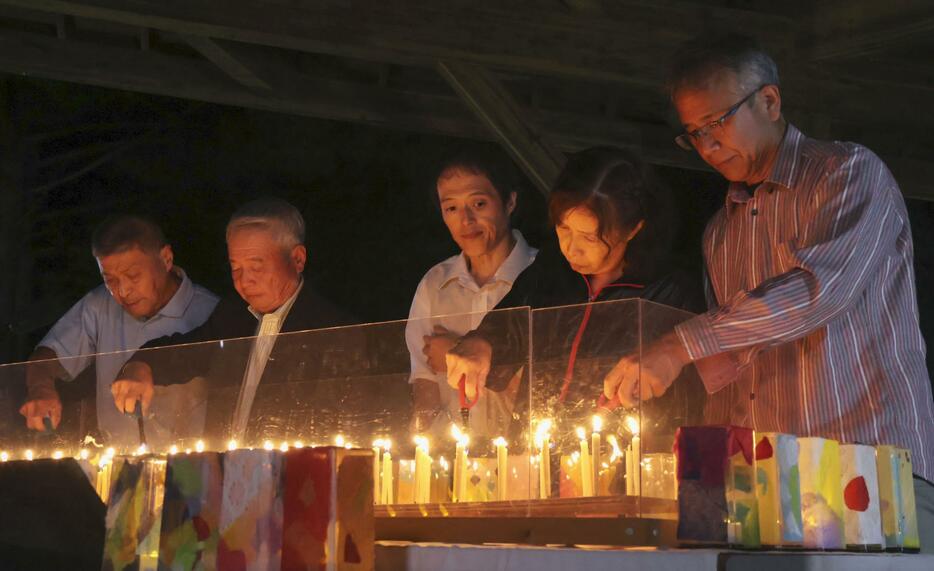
[0,298,707,522]
[528,298,702,520]
[0,306,534,513]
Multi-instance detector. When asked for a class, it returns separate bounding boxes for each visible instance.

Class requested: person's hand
[603,332,691,408]
[19,387,62,431]
[111,361,155,416]
[422,325,459,374]
[445,335,492,402]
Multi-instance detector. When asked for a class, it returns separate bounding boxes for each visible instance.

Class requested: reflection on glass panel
[0,299,708,518]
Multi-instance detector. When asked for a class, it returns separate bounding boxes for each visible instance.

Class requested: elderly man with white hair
[111,197,354,444]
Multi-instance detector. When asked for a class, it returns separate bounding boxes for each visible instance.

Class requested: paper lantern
[839,444,883,550]
[797,437,844,549]
[755,433,802,547]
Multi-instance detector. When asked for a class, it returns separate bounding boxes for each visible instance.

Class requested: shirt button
[751,208,759,216]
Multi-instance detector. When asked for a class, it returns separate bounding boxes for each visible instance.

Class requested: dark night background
[2,75,934,390]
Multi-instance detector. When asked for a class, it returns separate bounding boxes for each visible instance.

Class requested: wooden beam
[183,35,271,91]
[438,60,565,195]
[55,14,74,40]
[0,28,689,169]
[0,0,796,86]
[810,17,934,61]
[809,0,934,61]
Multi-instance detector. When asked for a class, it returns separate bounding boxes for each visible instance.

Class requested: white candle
[591,416,603,493]
[535,420,553,499]
[414,436,432,504]
[451,424,469,502]
[381,441,394,504]
[577,427,593,497]
[494,437,508,501]
[372,439,383,504]
[625,415,641,496]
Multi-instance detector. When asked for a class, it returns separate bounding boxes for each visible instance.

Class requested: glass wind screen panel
[636,300,705,520]
[528,298,700,519]
[0,306,533,508]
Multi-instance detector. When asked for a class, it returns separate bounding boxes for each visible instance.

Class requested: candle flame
[279,441,289,452]
[169,445,179,455]
[493,436,507,448]
[372,438,383,449]
[0,451,8,462]
[382,439,391,452]
[334,434,345,447]
[592,415,603,433]
[624,415,640,435]
[450,424,469,446]
[227,440,238,451]
[534,419,552,448]
[52,450,64,460]
[136,444,148,456]
[24,449,34,461]
[263,440,274,451]
[607,435,624,462]
[79,449,89,460]
[105,447,116,458]
[195,440,205,453]
[576,426,586,441]
[293,441,304,449]
[414,435,429,452]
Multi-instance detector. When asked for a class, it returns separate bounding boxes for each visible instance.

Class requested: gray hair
[91,214,167,258]
[667,33,780,97]
[226,197,305,251]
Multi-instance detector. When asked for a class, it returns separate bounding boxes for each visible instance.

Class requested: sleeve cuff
[674,313,722,361]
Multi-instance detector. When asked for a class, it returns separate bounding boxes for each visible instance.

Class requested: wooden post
[437,60,565,196]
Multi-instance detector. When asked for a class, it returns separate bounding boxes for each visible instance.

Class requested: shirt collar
[152,267,194,320]
[439,230,535,290]
[726,123,805,209]
[247,277,304,321]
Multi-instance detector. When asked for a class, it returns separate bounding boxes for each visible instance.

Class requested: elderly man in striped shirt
[603,33,934,552]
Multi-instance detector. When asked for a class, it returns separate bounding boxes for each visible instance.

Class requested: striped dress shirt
[675,124,934,481]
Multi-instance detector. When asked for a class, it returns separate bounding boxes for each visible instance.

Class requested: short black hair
[549,146,675,282]
[432,146,521,211]
[668,32,780,96]
[91,215,167,258]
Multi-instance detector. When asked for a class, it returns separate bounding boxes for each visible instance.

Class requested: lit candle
[576,427,593,497]
[451,424,469,502]
[227,440,238,451]
[414,436,432,504]
[24,449,34,461]
[380,440,394,504]
[79,449,89,460]
[293,441,304,449]
[136,444,148,456]
[195,440,205,453]
[372,439,383,504]
[52,450,64,460]
[535,420,552,499]
[263,440,274,451]
[279,442,289,452]
[0,451,8,462]
[493,437,508,501]
[169,445,179,455]
[625,415,641,496]
[591,416,603,493]
[335,434,345,448]
[97,450,115,502]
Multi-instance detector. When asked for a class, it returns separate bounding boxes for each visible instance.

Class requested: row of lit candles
[1,414,644,501]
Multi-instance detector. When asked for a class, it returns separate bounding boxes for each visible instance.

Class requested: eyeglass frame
[674,84,767,151]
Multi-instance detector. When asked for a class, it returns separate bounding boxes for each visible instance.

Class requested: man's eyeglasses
[674,85,765,151]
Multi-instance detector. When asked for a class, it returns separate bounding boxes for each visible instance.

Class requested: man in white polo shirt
[406,148,537,439]
[19,215,218,449]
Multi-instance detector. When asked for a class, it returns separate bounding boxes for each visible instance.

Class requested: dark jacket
[130,282,361,443]
[469,241,706,448]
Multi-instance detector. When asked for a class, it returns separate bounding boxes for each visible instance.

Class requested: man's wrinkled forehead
[673,69,743,127]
